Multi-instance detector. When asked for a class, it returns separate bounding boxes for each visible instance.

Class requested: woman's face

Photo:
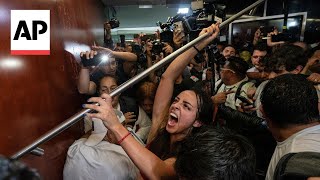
[99,76,120,108]
[141,98,153,116]
[166,90,200,135]
[100,58,117,75]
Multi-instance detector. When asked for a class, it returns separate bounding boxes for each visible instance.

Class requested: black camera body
[259,26,297,42]
[151,41,165,55]
[109,18,120,29]
[131,43,148,69]
[184,1,225,32]
[271,33,296,42]
[156,18,174,44]
[81,53,106,67]
[236,94,254,106]
[259,26,275,37]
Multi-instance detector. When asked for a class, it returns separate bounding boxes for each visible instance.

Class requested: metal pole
[30,147,44,156]
[11,0,265,160]
[219,0,265,28]
[263,0,268,17]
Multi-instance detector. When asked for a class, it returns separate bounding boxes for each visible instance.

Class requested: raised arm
[78,51,98,95]
[149,24,220,142]
[85,94,176,180]
[92,45,137,62]
[145,41,159,83]
[77,67,97,94]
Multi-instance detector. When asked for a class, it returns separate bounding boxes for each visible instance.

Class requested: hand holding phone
[236,94,254,106]
[80,53,108,67]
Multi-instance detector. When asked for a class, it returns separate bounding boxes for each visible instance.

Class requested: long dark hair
[148,87,213,160]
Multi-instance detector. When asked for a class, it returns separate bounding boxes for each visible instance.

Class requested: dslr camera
[132,43,148,69]
[150,18,175,55]
[108,18,120,29]
[151,40,165,55]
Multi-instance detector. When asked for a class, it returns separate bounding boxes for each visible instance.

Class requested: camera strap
[215,80,250,103]
[234,80,251,104]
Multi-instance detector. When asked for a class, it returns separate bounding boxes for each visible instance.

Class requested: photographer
[103,21,113,49]
[212,57,255,110]
[266,28,286,48]
[144,28,180,83]
[103,18,120,49]
[78,45,137,96]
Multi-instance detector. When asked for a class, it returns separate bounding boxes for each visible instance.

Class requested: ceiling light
[139,5,152,8]
[178,8,189,14]
[288,21,297,27]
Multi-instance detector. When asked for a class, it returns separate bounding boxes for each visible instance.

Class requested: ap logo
[11,10,50,55]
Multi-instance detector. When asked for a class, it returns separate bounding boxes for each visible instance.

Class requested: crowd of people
[2,20,320,180]
[65,20,320,180]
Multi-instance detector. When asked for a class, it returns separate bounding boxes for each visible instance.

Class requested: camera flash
[101,55,109,63]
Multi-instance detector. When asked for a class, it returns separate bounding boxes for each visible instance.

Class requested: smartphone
[80,53,105,67]
[236,95,254,106]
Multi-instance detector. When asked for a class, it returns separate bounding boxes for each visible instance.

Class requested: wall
[0,0,106,179]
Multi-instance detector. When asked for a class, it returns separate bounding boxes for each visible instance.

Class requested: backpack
[274,152,320,180]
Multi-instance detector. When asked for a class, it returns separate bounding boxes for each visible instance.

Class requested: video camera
[108,18,120,29]
[156,17,174,44]
[182,0,226,41]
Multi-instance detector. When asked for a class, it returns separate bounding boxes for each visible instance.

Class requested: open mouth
[168,112,178,126]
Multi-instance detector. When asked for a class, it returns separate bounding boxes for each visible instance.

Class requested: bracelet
[193,46,201,53]
[118,132,131,144]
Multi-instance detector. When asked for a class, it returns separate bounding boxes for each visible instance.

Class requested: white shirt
[247,67,259,73]
[254,80,269,118]
[265,124,320,180]
[63,138,138,180]
[216,77,255,110]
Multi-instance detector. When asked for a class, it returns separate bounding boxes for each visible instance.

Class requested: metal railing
[11,0,265,160]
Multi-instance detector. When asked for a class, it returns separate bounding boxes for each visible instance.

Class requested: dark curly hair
[264,44,307,73]
[261,74,319,128]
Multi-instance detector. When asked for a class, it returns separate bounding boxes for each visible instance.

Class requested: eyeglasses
[220,68,236,73]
